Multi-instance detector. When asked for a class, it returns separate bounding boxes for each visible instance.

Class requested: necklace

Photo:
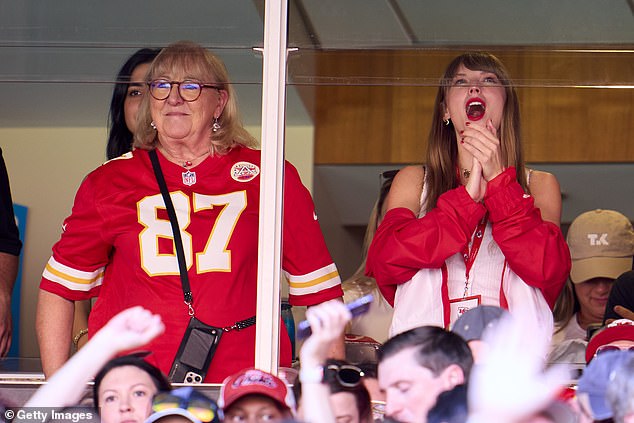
[158,146,210,186]
[455,165,472,183]
[159,146,211,168]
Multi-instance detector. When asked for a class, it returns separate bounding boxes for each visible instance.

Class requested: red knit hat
[585,319,634,363]
[218,368,295,412]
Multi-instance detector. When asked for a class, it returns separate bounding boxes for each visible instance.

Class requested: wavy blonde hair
[134,40,258,154]
[424,52,527,212]
[342,173,395,296]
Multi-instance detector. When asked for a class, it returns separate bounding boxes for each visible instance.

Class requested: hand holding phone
[296,294,373,339]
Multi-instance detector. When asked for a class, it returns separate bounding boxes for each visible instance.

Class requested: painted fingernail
[459,130,464,135]
[460,138,465,144]
[465,122,471,126]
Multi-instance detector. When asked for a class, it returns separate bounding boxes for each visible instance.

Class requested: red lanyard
[461,215,488,298]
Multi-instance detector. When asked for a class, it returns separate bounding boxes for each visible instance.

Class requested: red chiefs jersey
[41,146,342,382]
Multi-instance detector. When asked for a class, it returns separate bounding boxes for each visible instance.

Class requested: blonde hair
[342,173,395,297]
[424,52,527,212]
[134,40,258,154]
[552,279,579,333]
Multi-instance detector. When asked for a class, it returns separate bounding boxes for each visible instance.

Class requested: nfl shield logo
[182,170,196,186]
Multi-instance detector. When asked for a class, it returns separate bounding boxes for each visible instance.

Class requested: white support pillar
[255,0,288,375]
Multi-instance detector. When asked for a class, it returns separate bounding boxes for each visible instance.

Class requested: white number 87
[138,191,247,276]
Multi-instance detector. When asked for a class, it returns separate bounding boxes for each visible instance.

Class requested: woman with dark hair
[26,306,165,417]
[106,48,161,160]
[94,355,171,423]
[293,358,372,423]
[366,52,570,336]
[324,359,373,423]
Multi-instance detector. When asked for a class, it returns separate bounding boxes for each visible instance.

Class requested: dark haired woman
[94,355,171,423]
[366,52,570,336]
[106,48,161,160]
[26,306,166,422]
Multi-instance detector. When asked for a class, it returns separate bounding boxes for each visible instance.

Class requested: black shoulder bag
[148,149,255,383]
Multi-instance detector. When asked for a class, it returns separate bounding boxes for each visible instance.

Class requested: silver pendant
[182,170,196,186]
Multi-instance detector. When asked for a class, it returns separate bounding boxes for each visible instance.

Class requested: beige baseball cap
[567,209,634,283]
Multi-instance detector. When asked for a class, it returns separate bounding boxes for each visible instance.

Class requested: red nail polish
[465,122,471,126]
[460,138,464,144]
[459,130,464,135]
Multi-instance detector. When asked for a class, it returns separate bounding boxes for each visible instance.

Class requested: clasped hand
[461,119,504,202]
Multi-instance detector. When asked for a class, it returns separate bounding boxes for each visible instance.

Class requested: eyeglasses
[148,79,222,102]
[152,392,218,423]
[595,344,634,357]
[325,364,365,387]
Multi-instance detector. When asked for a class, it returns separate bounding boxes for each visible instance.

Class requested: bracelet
[299,365,323,384]
[72,328,89,348]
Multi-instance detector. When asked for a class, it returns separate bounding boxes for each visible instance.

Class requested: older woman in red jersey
[37,41,343,383]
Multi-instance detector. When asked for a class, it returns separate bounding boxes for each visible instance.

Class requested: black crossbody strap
[148,149,255,329]
[149,150,194,314]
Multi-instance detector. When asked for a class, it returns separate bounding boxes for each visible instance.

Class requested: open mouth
[466,99,486,121]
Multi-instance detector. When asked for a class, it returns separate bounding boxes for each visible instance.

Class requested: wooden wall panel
[300,48,634,164]
[521,87,634,161]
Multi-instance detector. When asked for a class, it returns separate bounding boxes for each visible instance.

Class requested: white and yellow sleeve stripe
[42,256,105,292]
[286,263,341,297]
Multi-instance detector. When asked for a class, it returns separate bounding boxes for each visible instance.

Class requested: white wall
[0,125,315,358]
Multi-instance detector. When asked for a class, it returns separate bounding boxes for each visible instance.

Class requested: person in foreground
[366,52,570,335]
[297,299,356,423]
[377,325,473,423]
[451,304,508,364]
[36,40,343,383]
[293,358,373,423]
[219,367,295,422]
[467,304,569,423]
[585,318,634,364]
[94,355,172,423]
[577,349,634,422]
[26,306,164,410]
[145,386,221,423]
[606,352,634,423]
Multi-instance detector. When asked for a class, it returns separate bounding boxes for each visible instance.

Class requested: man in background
[377,326,473,423]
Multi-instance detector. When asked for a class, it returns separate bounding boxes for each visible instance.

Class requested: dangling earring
[212,117,221,133]
[443,118,451,126]
[150,121,157,130]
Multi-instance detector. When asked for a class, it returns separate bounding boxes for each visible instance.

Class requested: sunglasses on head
[152,392,217,423]
[594,344,634,357]
[325,364,365,388]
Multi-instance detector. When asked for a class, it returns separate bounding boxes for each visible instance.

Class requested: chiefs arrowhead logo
[231,161,260,182]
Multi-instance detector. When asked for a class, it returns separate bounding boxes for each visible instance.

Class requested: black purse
[148,150,254,383]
